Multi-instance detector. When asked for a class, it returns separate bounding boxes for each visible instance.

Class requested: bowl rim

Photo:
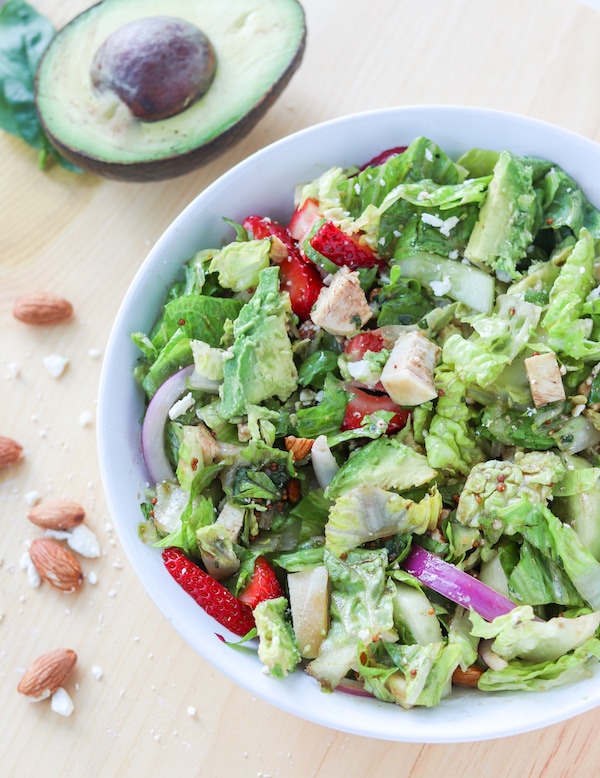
[97,104,600,743]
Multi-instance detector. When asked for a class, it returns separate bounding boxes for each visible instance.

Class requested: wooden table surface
[3,0,600,775]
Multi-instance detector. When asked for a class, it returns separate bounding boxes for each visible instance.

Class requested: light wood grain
[3,0,600,775]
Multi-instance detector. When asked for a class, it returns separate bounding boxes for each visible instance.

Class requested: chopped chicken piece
[380,331,441,406]
[215,501,245,543]
[288,565,330,659]
[310,266,372,336]
[524,352,566,408]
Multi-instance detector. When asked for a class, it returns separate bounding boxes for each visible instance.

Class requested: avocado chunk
[35,0,306,182]
[464,150,536,280]
[219,266,298,420]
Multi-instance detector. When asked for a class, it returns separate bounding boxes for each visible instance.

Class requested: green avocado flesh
[35,0,306,181]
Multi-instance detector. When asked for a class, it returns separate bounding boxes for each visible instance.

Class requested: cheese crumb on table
[51,687,74,716]
[42,354,69,378]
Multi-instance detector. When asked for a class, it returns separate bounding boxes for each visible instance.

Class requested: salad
[133,136,600,709]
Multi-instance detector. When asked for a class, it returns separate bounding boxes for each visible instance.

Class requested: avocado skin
[34,1,306,182]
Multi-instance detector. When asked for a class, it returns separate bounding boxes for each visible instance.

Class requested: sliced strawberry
[162,547,255,636]
[344,331,386,361]
[238,556,283,610]
[278,253,324,321]
[342,387,410,434]
[288,197,321,244]
[309,221,380,270]
[243,214,323,321]
[244,214,294,251]
[359,145,407,171]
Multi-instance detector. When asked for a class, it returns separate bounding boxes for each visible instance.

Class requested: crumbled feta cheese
[45,524,101,558]
[51,687,74,716]
[187,706,196,717]
[91,665,104,680]
[24,490,40,506]
[495,269,513,283]
[22,545,45,586]
[448,249,459,260]
[67,524,101,558]
[421,212,459,237]
[298,388,316,406]
[79,411,93,427]
[346,359,381,388]
[88,348,102,359]
[42,354,69,378]
[441,216,459,236]
[6,361,19,378]
[421,213,444,228]
[168,391,194,420]
[429,276,452,297]
[27,564,41,588]
[88,571,98,585]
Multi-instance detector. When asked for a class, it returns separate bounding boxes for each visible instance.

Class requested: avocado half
[35,0,306,182]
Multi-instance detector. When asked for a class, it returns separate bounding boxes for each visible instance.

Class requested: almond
[18,648,77,700]
[452,664,483,688]
[284,435,314,461]
[13,291,73,325]
[29,537,83,593]
[28,499,85,530]
[0,436,23,468]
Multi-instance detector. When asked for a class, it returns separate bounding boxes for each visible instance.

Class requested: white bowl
[97,105,600,743]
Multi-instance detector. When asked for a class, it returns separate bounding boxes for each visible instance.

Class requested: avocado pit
[90,16,216,122]
[34,0,306,181]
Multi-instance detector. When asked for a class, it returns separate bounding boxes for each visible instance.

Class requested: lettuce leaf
[470,605,600,663]
[424,366,486,477]
[542,230,600,362]
[324,486,441,556]
[296,373,349,438]
[306,548,397,690]
[442,294,542,388]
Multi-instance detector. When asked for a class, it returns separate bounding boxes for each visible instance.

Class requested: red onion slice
[141,365,195,484]
[402,545,518,622]
[337,678,375,698]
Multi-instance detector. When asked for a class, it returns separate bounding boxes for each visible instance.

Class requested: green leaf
[0,1,79,171]
[375,264,433,326]
[296,373,349,438]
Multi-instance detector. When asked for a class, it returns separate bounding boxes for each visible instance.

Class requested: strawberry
[288,197,322,244]
[359,145,407,171]
[162,547,255,636]
[342,387,410,434]
[278,252,324,321]
[344,331,386,361]
[243,214,323,321]
[243,214,294,251]
[238,556,283,610]
[309,221,380,270]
